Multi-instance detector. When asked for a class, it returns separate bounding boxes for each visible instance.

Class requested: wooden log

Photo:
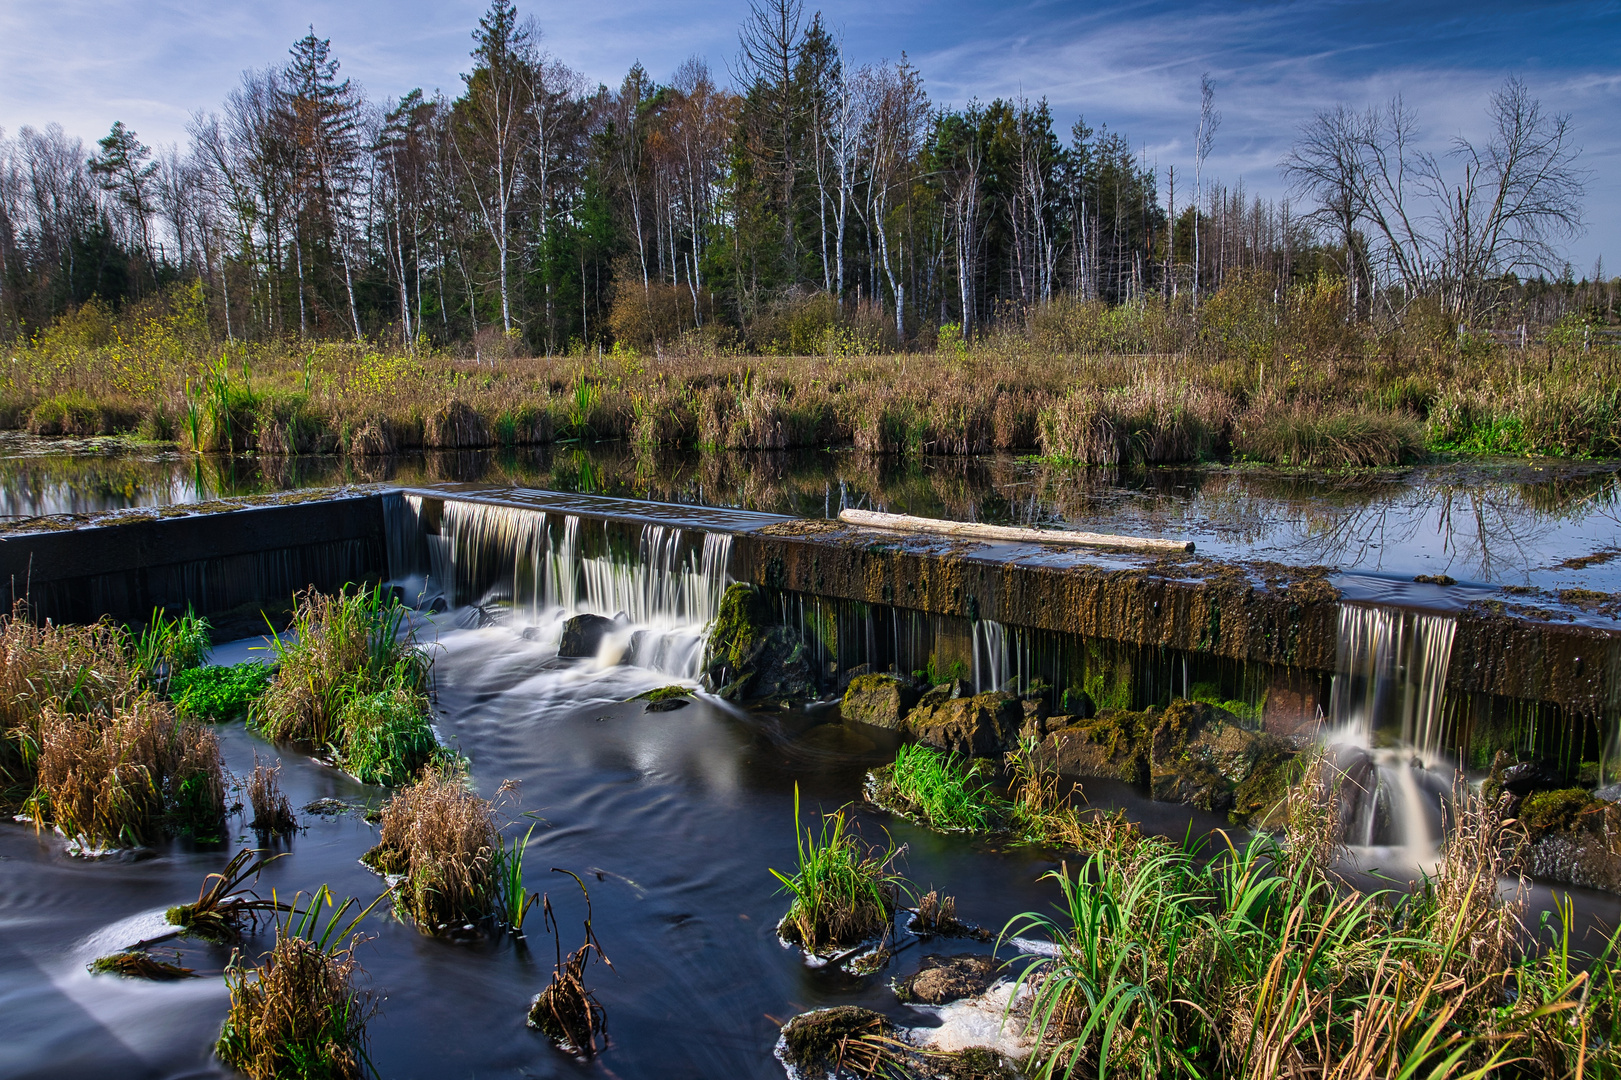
[836,508,1194,554]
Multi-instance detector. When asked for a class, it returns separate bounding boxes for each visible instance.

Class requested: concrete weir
[2,486,1617,763]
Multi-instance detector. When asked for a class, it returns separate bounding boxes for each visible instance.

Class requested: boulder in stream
[904,692,1023,757]
[703,583,818,708]
[558,613,616,657]
[841,673,920,729]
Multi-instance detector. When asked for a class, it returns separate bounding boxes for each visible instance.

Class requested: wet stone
[905,692,1023,757]
[558,613,615,657]
[841,673,920,729]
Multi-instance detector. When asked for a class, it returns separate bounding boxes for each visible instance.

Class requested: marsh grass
[247,757,297,835]
[216,888,382,1080]
[527,869,614,1055]
[132,607,211,692]
[772,785,909,954]
[1003,779,1621,1079]
[255,585,438,786]
[871,743,1000,833]
[34,697,225,846]
[363,767,499,933]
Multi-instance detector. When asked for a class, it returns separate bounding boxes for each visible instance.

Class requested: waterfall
[1326,604,1457,860]
[388,495,733,680]
[973,619,1009,694]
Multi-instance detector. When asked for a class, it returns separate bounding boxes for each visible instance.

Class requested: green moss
[1189,681,1266,725]
[708,583,765,670]
[1230,742,1297,826]
[630,685,694,703]
[1520,788,1602,839]
[1083,642,1133,712]
[779,1007,892,1075]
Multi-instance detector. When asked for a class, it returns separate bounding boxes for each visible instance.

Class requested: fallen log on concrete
[837,508,1194,554]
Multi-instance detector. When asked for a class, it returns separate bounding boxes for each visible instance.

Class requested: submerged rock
[558,613,615,658]
[841,673,920,729]
[904,692,1022,757]
[896,954,994,1005]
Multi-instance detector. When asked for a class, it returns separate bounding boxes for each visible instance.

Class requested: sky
[1,0,1617,274]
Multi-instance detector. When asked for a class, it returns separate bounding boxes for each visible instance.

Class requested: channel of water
[3,451,1621,1077]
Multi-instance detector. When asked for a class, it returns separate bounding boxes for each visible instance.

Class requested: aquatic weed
[527,869,614,1055]
[171,661,271,721]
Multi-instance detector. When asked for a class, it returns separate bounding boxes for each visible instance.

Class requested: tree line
[0,0,1602,351]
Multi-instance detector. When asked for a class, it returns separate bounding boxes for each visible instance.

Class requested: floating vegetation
[362,767,499,933]
[88,949,196,981]
[1002,781,1621,1078]
[167,849,291,943]
[771,785,908,959]
[247,757,296,835]
[171,661,272,721]
[527,870,614,1056]
[255,584,440,787]
[216,888,382,1080]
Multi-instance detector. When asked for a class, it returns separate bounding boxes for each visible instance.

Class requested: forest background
[0,0,1617,469]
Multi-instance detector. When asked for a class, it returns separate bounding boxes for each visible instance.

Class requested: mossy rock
[925,1046,1023,1080]
[1229,740,1297,826]
[904,692,1023,757]
[631,685,694,711]
[707,583,767,671]
[842,673,919,729]
[778,1006,892,1076]
[1520,788,1604,839]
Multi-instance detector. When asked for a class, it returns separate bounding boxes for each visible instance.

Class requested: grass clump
[1234,405,1425,467]
[132,606,212,692]
[248,757,297,835]
[868,743,1000,833]
[339,689,440,787]
[255,585,439,787]
[363,767,500,933]
[166,849,291,943]
[34,697,225,846]
[771,785,908,955]
[216,890,379,1080]
[171,661,272,721]
[1003,778,1621,1079]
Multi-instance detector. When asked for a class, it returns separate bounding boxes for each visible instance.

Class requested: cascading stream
[389,495,733,681]
[1325,603,1458,862]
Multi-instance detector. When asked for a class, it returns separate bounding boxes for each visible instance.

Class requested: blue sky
[2,0,1617,273]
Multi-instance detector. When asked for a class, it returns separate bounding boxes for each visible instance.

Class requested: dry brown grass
[217,924,372,1080]
[365,767,498,932]
[34,697,224,847]
[248,756,296,835]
